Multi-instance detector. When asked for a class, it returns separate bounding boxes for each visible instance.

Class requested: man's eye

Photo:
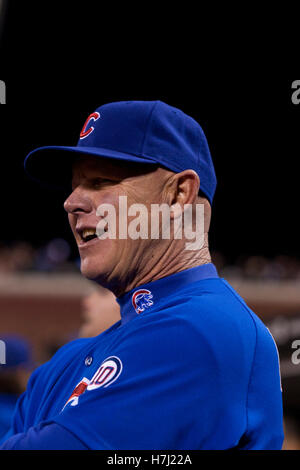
[92,178,111,188]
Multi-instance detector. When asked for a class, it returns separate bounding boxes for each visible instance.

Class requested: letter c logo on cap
[80,112,100,140]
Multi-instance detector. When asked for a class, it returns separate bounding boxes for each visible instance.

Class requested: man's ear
[169,169,200,210]
[165,170,200,221]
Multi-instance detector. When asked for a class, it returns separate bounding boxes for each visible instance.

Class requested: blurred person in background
[78,286,120,338]
[0,336,35,439]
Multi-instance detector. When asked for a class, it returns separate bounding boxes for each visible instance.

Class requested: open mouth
[78,225,108,246]
[81,228,98,243]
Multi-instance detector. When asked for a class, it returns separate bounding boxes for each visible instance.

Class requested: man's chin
[79,259,110,284]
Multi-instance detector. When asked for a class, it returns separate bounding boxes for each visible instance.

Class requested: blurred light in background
[35,238,71,272]
[0,239,74,274]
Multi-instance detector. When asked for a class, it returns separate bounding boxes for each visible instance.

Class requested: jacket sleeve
[0,363,47,446]
[2,314,220,450]
[0,392,27,445]
[0,421,88,450]
[239,319,284,449]
[50,315,236,449]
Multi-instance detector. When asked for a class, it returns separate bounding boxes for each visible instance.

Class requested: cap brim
[24,145,159,189]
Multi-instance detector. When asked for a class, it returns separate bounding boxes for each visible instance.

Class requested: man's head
[24,101,216,295]
[63,154,211,293]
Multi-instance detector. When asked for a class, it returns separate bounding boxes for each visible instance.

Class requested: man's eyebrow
[89,174,121,182]
[71,173,120,187]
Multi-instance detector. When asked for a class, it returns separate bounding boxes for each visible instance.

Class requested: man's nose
[63,189,93,215]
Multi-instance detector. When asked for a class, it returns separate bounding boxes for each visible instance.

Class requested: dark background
[0,2,299,264]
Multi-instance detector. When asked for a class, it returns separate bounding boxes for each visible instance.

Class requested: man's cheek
[120,183,147,205]
[97,189,121,205]
[95,191,127,236]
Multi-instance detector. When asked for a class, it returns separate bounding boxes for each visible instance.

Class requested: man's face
[64,156,170,289]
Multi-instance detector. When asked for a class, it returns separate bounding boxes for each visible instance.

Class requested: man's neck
[107,238,212,297]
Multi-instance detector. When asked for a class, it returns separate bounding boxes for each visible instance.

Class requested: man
[0,100,284,449]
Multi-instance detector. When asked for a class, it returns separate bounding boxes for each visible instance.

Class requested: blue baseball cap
[0,335,35,371]
[24,101,217,205]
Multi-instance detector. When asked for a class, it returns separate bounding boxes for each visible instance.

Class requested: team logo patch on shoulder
[63,377,89,410]
[132,289,154,314]
[87,356,123,390]
[62,356,123,411]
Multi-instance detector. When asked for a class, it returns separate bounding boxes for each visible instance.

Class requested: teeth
[82,228,96,239]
